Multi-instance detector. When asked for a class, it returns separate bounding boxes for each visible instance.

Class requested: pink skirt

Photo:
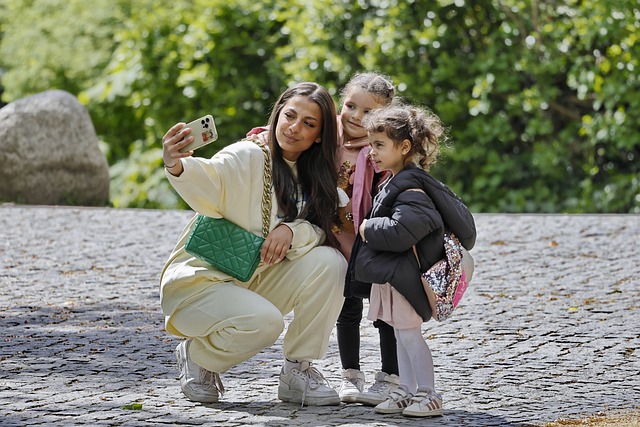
[367,282,423,329]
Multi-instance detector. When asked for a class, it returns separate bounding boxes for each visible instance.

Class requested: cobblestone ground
[1,205,638,427]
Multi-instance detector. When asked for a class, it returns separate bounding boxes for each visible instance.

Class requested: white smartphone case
[180,114,218,153]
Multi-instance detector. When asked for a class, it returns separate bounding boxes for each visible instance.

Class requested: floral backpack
[414,231,474,321]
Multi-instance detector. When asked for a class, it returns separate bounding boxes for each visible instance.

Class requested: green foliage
[109,139,183,209]
[1,0,638,213]
[81,0,287,158]
[0,0,120,100]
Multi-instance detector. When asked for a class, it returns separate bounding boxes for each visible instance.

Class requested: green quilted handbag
[185,140,272,282]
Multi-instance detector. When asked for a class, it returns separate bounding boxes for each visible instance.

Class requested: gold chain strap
[257,142,272,238]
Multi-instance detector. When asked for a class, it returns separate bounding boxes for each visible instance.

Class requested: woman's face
[340,89,383,141]
[275,95,322,161]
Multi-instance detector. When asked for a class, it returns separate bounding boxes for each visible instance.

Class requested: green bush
[1,0,638,213]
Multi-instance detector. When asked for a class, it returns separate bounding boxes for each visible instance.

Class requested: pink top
[333,115,389,259]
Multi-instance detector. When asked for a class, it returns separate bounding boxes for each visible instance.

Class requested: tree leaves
[1,0,638,212]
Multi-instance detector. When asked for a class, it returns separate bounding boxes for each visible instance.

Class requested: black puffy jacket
[353,164,476,321]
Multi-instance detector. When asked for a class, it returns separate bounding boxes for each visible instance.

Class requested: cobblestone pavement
[1,205,638,427]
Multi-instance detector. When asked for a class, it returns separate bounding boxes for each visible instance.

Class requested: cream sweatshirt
[159,140,325,329]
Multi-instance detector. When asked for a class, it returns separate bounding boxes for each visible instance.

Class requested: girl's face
[368,132,411,176]
[340,89,383,141]
[275,95,322,161]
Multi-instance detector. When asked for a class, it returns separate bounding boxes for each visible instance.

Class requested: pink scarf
[337,117,388,232]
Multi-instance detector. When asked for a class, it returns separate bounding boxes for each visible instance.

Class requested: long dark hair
[267,82,340,247]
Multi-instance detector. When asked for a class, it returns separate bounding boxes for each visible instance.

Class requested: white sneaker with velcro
[356,371,400,406]
[338,369,365,403]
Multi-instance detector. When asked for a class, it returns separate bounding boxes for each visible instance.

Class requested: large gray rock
[0,90,110,206]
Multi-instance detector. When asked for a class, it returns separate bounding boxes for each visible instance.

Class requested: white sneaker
[175,339,224,403]
[403,389,443,417]
[338,369,365,403]
[278,361,340,406]
[374,387,413,414]
[356,371,400,406]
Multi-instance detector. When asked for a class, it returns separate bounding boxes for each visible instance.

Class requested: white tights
[394,326,435,394]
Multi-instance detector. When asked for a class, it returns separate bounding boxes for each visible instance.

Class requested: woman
[160,82,346,406]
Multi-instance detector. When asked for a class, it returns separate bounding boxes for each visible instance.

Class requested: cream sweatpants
[168,246,346,373]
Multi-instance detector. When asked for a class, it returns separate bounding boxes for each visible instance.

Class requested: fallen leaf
[122,403,143,410]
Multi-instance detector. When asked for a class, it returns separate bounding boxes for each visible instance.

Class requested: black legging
[336,296,399,375]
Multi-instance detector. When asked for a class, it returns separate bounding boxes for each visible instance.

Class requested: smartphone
[180,114,218,153]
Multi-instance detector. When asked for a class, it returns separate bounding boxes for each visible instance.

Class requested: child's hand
[359,219,367,241]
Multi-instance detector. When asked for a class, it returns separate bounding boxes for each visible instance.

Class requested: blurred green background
[1,0,638,213]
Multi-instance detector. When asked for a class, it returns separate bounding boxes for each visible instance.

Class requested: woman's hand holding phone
[162,115,218,176]
[161,123,193,176]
